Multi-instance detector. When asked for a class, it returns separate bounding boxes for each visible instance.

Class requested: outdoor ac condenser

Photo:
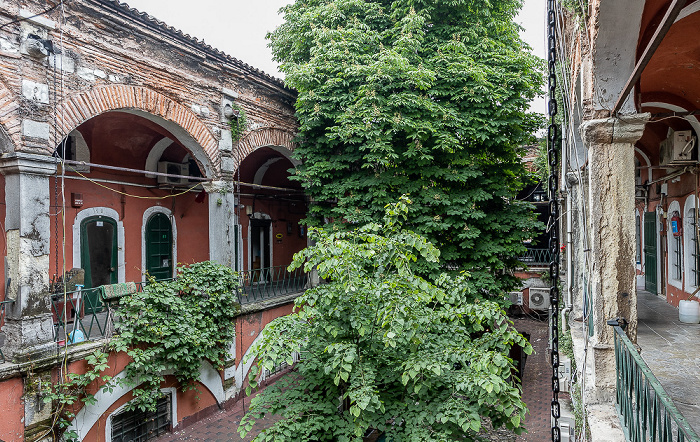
[528,287,551,310]
[157,161,189,185]
[508,291,523,306]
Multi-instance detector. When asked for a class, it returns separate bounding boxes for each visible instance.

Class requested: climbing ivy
[111,261,241,411]
[228,103,248,143]
[41,349,113,442]
[239,198,532,441]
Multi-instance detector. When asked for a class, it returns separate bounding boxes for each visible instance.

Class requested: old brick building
[0,1,306,440]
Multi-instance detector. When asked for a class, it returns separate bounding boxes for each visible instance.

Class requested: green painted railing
[50,282,150,345]
[238,265,307,305]
[519,248,553,266]
[610,320,700,442]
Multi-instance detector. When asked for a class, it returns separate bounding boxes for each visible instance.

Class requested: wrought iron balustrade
[518,248,553,266]
[610,320,700,442]
[238,265,307,305]
[50,281,148,345]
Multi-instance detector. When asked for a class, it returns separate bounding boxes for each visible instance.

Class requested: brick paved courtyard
[156,317,554,441]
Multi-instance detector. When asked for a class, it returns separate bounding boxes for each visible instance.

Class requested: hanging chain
[547,1,561,441]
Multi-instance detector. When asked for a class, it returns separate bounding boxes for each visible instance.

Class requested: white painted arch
[67,361,224,441]
[72,207,125,283]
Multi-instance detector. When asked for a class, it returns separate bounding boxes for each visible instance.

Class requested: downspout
[562,126,573,331]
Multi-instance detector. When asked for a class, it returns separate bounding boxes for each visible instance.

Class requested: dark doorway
[250,219,271,271]
[644,212,657,295]
[80,216,118,313]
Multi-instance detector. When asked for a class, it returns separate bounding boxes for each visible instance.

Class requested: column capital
[0,152,57,176]
[203,179,234,194]
[580,113,650,146]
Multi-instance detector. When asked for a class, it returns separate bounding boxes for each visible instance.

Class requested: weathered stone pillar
[204,180,239,270]
[0,152,57,362]
[580,113,649,399]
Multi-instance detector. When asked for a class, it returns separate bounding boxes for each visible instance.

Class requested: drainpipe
[562,128,573,331]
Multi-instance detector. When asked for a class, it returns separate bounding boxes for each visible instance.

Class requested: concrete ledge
[0,340,105,381]
[240,291,301,315]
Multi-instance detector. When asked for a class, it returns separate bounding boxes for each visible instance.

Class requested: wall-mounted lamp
[223,104,240,120]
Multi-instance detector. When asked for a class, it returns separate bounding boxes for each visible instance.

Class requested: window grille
[691,217,700,287]
[674,235,683,281]
[636,214,641,264]
[111,394,171,442]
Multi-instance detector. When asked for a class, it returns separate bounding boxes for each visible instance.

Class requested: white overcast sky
[122,0,546,113]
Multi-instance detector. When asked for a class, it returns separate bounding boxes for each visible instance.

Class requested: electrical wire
[0,2,61,30]
[67,165,204,199]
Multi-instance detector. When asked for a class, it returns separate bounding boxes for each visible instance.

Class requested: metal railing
[50,282,146,345]
[610,319,700,442]
[518,248,553,266]
[238,265,307,304]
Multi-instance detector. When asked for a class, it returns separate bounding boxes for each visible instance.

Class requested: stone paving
[155,317,553,441]
[637,290,700,435]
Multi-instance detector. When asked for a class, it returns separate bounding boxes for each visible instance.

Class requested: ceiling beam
[612,0,688,114]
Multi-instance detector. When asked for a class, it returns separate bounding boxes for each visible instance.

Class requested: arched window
[142,207,176,280]
[667,200,683,289]
[684,195,699,292]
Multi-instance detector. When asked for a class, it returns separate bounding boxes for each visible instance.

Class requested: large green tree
[239,199,532,441]
[270,0,543,291]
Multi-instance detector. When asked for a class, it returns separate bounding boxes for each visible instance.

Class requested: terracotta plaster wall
[49,179,209,283]
[0,376,25,442]
[236,303,295,365]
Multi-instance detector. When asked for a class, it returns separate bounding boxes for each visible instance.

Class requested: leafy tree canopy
[239,198,532,441]
[269,0,544,291]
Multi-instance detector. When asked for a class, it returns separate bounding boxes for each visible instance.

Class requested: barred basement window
[111,394,171,442]
[260,352,301,381]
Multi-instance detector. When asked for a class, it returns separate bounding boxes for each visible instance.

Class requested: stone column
[204,180,239,270]
[0,152,57,362]
[580,113,649,399]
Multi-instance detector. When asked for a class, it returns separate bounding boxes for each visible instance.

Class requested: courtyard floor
[637,289,700,434]
[155,317,553,441]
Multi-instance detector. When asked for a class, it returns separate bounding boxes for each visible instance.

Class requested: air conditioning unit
[528,287,551,310]
[508,291,523,306]
[660,130,697,166]
[558,417,575,442]
[157,161,189,185]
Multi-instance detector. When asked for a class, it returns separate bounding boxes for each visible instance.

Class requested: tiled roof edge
[90,0,291,92]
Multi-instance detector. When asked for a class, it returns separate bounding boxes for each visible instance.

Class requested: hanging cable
[547,1,562,441]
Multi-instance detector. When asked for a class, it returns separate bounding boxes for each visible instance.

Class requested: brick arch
[235,126,297,168]
[55,84,219,174]
[0,76,20,152]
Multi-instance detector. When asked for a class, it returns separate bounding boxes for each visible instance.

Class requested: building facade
[559,0,700,439]
[0,1,307,440]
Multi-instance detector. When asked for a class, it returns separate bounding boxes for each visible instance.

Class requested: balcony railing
[40,266,307,350]
[50,282,148,345]
[518,248,553,266]
[610,320,700,442]
[238,265,307,305]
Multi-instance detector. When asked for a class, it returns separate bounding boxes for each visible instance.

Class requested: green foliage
[112,261,241,411]
[239,198,532,441]
[269,0,545,293]
[228,103,248,142]
[533,138,549,192]
[41,349,113,442]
